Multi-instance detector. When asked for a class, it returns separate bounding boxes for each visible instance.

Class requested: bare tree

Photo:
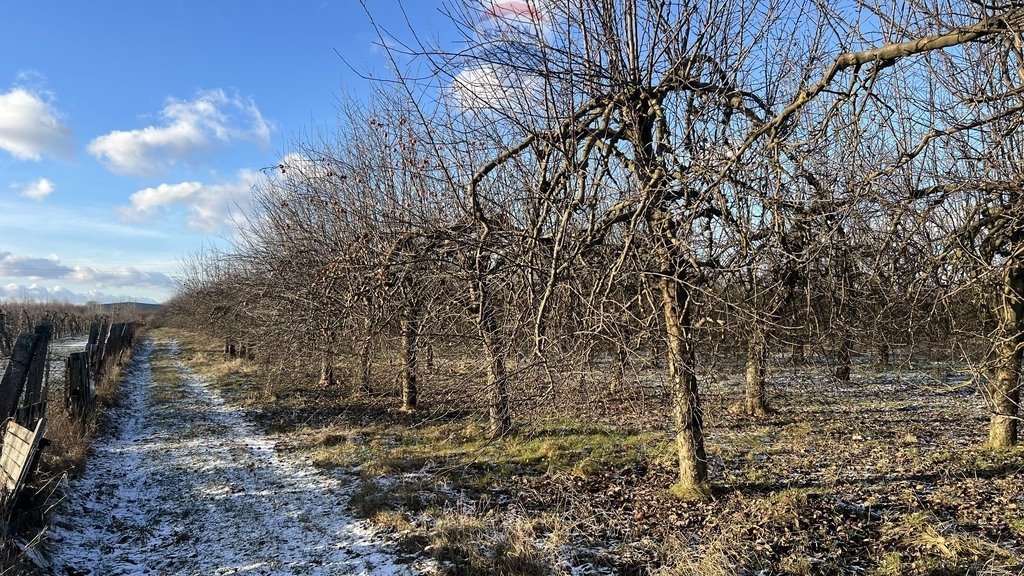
[390,0,1024,490]
[162,1,1024,495]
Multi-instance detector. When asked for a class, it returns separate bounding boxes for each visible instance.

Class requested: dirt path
[44,337,423,576]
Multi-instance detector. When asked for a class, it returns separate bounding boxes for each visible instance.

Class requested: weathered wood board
[0,417,46,512]
[0,332,37,420]
[66,351,93,413]
[22,321,52,408]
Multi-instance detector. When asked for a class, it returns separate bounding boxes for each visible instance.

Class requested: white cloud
[0,250,172,292]
[0,283,159,305]
[0,87,74,161]
[118,169,262,232]
[0,251,70,280]
[452,64,544,114]
[120,182,203,219]
[277,152,335,179]
[482,1,546,24]
[14,177,55,201]
[68,266,174,289]
[88,89,272,176]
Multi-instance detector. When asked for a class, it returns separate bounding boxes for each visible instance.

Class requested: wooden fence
[66,320,138,415]
[0,320,53,520]
[0,318,139,519]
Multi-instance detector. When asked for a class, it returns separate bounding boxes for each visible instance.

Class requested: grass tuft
[667,481,713,502]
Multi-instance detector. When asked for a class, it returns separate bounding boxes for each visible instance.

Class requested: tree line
[164,0,1024,494]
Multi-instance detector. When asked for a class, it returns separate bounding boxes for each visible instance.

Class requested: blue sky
[0,0,452,304]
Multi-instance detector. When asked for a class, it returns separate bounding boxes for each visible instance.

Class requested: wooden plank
[92,320,110,378]
[4,441,28,455]
[66,355,79,394]
[1,421,31,492]
[0,417,46,510]
[0,332,36,420]
[15,402,45,428]
[103,322,133,366]
[5,425,29,444]
[22,321,51,408]
[103,323,123,365]
[66,353,87,393]
[86,320,100,350]
[66,352,93,415]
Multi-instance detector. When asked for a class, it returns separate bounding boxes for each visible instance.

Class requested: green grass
[308,417,671,486]
[147,342,187,404]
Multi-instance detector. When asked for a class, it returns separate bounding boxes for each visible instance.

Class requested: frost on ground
[44,337,425,576]
[46,335,89,389]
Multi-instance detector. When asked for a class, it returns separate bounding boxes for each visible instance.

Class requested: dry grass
[873,511,1022,576]
[653,536,739,576]
[158,331,1024,575]
[427,510,560,576]
[348,476,563,574]
[0,335,145,574]
[351,481,572,576]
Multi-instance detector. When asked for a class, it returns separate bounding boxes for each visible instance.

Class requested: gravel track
[44,336,420,576]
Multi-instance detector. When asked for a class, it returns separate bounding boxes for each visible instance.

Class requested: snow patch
[45,337,429,575]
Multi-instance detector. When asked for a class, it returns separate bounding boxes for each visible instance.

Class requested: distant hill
[97,302,163,313]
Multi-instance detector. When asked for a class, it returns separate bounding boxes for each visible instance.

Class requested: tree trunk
[611,341,628,395]
[400,302,419,411]
[791,341,806,365]
[657,263,708,492]
[318,352,336,387]
[877,342,891,368]
[318,322,337,388]
[988,337,1021,448]
[835,335,852,383]
[744,323,771,416]
[988,270,1023,448]
[484,336,509,437]
[646,202,709,493]
[474,280,510,438]
[359,314,373,394]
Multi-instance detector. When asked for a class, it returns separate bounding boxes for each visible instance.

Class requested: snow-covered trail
[45,336,419,576]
